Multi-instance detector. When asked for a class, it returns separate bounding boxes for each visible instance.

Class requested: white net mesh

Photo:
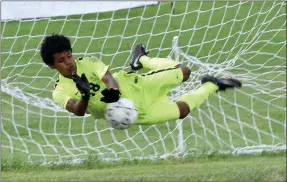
[1,1,286,165]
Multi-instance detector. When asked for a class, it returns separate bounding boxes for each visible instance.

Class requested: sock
[176,82,219,111]
[140,56,180,70]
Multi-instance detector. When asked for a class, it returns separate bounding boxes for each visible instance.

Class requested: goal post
[1,1,286,165]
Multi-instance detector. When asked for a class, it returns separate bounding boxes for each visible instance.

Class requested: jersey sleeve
[86,56,109,79]
[52,86,71,109]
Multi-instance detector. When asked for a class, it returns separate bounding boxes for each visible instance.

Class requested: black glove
[72,72,90,101]
[100,88,121,103]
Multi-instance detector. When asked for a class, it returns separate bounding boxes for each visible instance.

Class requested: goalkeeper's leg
[130,44,191,86]
[136,75,242,125]
[137,83,217,125]
[176,75,242,117]
[130,43,182,71]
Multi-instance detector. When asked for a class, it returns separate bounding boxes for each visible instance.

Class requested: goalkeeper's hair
[40,33,72,65]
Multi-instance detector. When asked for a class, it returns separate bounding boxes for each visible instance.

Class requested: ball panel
[104,98,138,130]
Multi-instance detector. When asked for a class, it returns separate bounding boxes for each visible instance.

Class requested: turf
[2,152,286,181]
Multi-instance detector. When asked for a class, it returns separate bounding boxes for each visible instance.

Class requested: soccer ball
[104,98,138,130]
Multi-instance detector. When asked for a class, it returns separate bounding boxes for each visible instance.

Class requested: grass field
[2,152,286,181]
[1,1,286,181]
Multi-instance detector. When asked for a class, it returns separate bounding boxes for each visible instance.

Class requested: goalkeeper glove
[100,88,121,103]
[72,72,90,101]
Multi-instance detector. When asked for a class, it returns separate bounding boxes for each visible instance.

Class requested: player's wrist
[81,92,90,101]
[109,87,119,90]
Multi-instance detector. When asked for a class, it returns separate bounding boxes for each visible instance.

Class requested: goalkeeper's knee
[176,101,190,118]
[176,65,191,82]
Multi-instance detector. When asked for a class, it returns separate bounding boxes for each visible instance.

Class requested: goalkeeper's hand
[72,72,90,101]
[100,88,121,103]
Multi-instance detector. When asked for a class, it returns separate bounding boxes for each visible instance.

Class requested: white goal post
[1,1,286,165]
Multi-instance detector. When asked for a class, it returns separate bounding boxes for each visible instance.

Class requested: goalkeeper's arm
[66,98,89,116]
[66,73,91,116]
[101,71,119,89]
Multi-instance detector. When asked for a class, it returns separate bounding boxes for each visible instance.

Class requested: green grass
[1,1,286,180]
[2,152,286,181]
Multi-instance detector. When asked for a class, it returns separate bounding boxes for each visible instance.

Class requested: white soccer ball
[104,98,138,130]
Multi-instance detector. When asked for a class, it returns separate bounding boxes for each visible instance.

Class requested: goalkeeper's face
[51,51,76,77]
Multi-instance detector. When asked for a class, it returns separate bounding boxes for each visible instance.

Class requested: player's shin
[140,56,180,70]
[176,82,219,111]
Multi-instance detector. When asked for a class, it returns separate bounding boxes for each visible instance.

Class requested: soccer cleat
[201,75,242,91]
[130,43,149,70]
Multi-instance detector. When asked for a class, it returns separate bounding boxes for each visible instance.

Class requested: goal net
[1,1,286,165]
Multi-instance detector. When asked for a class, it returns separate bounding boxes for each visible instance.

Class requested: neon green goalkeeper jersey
[53,56,110,119]
[53,55,184,124]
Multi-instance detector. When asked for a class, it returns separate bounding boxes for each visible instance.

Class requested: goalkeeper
[41,34,242,125]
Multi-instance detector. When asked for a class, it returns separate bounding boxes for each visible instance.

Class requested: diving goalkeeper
[40,34,242,125]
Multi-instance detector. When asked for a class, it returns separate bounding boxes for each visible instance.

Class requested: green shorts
[114,67,183,124]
